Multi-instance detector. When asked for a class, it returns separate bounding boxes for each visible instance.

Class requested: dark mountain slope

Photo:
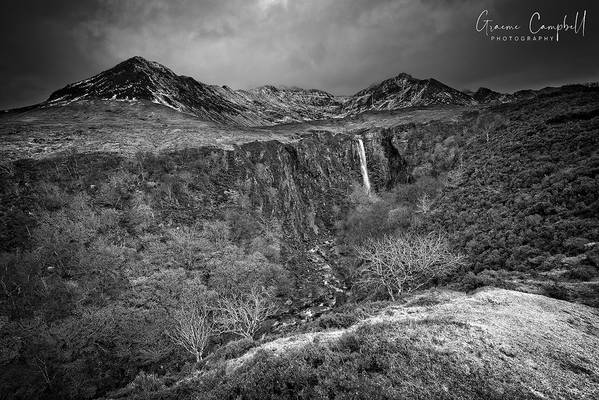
[47,56,268,125]
[340,73,477,116]
[45,57,341,126]
[472,87,512,103]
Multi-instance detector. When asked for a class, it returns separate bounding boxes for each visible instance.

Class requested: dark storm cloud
[1,0,597,109]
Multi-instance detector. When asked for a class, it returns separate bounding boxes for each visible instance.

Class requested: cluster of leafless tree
[170,231,464,362]
[356,232,465,301]
[168,287,276,362]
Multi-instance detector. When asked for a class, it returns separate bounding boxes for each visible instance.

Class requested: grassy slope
[113,288,599,400]
[0,100,295,161]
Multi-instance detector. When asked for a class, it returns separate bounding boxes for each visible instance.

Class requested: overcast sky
[1,0,598,109]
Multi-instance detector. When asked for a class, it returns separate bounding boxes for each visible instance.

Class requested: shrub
[385,205,412,228]
[566,265,596,281]
[340,177,444,244]
[355,232,465,300]
[315,312,359,329]
[474,113,507,142]
[167,226,213,270]
[226,210,262,244]
[543,282,570,301]
[128,371,167,394]
[341,195,392,243]
[126,191,155,233]
[202,220,230,244]
[415,193,434,214]
[389,176,442,205]
[209,337,258,362]
[208,247,288,296]
[98,170,138,207]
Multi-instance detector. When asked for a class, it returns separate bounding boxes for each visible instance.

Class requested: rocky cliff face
[181,133,363,239]
[139,130,416,239]
[161,121,462,239]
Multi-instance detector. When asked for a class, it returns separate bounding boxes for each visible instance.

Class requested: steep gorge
[1,115,465,254]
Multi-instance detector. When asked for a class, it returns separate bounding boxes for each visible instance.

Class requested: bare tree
[168,296,219,363]
[356,232,465,300]
[217,287,277,339]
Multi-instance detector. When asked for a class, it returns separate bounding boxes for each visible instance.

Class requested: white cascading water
[356,138,371,194]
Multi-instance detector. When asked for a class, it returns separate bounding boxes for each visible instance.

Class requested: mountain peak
[342,72,476,116]
[110,56,175,76]
[46,56,181,105]
[394,72,414,80]
[126,55,149,63]
[112,56,151,70]
[116,55,149,66]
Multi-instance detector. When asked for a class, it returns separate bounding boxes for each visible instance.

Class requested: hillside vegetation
[424,87,599,305]
[1,85,598,399]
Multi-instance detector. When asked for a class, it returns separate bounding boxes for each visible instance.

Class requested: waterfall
[356,138,371,194]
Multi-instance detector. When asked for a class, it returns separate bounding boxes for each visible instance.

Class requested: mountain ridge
[14,57,595,123]
[40,56,486,125]
[15,56,571,126]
